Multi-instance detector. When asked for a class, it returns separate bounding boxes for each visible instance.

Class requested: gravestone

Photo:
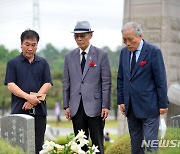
[171,115,180,128]
[0,114,35,154]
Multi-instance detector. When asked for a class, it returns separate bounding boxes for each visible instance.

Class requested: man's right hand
[25,94,40,106]
[119,104,125,116]
[7,82,40,106]
[65,107,71,120]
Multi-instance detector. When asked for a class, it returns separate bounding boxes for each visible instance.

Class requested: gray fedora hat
[72,21,94,33]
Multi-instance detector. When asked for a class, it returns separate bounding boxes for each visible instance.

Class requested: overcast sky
[0,0,124,51]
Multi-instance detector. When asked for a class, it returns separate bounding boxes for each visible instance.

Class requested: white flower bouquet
[39,130,99,154]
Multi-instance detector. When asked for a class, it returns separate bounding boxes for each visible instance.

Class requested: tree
[7,49,19,60]
[0,45,9,63]
[38,43,60,69]
[0,62,11,115]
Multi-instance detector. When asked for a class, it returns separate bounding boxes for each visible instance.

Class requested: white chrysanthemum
[77,148,87,154]
[77,138,89,147]
[49,141,56,146]
[39,149,46,154]
[55,143,64,150]
[91,144,100,154]
[74,129,87,140]
[70,141,80,153]
[42,140,54,152]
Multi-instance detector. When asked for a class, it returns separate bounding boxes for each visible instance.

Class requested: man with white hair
[117,22,168,154]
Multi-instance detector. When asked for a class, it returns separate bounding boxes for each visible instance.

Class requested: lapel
[74,48,82,77]
[124,49,131,80]
[82,45,96,80]
[130,41,148,80]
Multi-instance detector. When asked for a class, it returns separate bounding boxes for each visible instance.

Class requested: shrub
[105,134,131,154]
[56,136,69,145]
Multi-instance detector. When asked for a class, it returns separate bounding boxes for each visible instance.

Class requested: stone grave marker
[171,115,180,128]
[0,114,35,154]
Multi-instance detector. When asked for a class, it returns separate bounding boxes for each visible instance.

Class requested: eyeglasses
[74,33,88,39]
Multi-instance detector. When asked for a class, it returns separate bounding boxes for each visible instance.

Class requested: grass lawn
[0,138,26,154]
[47,119,118,128]
[47,120,73,128]
[106,127,180,154]
[105,120,118,127]
[47,119,119,141]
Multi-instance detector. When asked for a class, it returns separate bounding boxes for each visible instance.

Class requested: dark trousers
[72,99,105,154]
[127,104,159,154]
[33,115,46,154]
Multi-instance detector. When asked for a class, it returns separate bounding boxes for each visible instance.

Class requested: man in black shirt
[4,29,53,154]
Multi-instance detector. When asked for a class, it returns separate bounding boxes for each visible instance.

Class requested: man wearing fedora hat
[63,21,111,153]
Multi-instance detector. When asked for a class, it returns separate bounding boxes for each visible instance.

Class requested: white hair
[121,22,142,36]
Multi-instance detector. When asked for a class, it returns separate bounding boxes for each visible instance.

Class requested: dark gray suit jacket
[63,45,111,117]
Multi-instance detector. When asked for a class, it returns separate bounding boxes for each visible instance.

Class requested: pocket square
[140,61,147,66]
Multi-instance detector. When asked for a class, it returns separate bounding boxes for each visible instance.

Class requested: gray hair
[121,22,142,36]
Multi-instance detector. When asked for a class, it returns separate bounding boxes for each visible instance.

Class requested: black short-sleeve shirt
[4,53,53,116]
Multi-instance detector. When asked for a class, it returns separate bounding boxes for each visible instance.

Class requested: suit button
[79,92,81,95]
[81,81,84,84]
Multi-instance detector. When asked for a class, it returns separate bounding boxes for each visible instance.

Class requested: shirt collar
[79,44,91,55]
[20,52,40,62]
[20,52,26,61]
[136,39,143,51]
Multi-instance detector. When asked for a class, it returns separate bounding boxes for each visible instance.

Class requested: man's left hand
[101,108,109,120]
[22,102,34,110]
[160,108,168,115]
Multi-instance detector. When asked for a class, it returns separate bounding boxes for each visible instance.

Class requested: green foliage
[51,69,63,80]
[0,62,11,112]
[0,45,19,63]
[105,134,131,154]
[56,136,69,145]
[38,43,59,63]
[163,127,180,140]
[160,127,180,154]
[103,45,121,69]
[7,49,19,60]
[0,45,19,112]
[46,79,62,109]
[104,141,112,152]
[161,148,180,154]
[0,138,26,154]
[0,45,9,63]
[38,44,68,70]
[66,132,75,142]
